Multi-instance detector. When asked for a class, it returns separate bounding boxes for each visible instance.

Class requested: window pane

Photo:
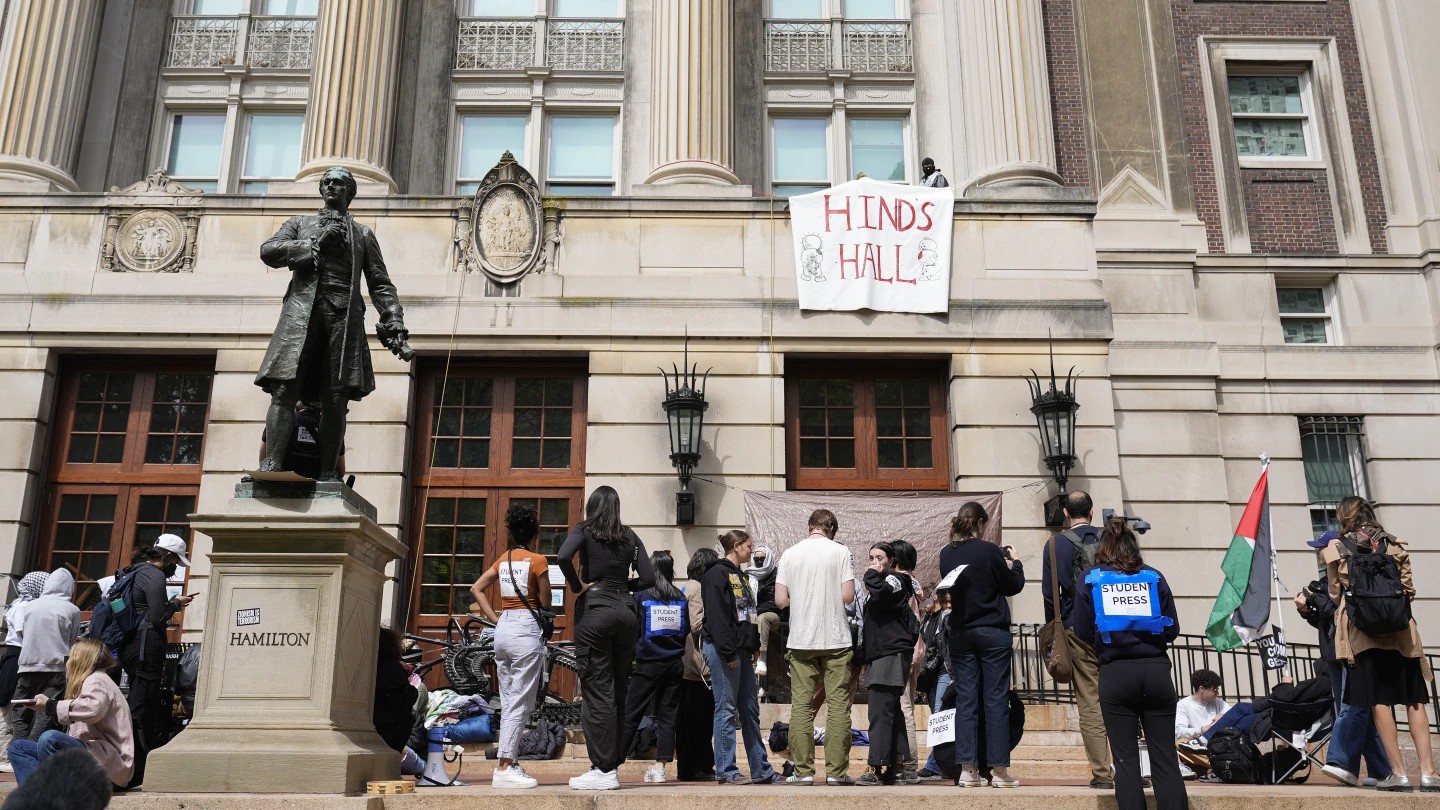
[469,0,534,14]
[1283,317,1329,345]
[829,439,855,468]
[263,0,318,13]
[1277,287,1325,314]
[459,115,527,181]
[774,184,828,197]
[1301,432,1357,504]
[553,0,618,16]
[772,0,823,16]
[799,438,826,468]
[191,0,244,12]
[850,119,904,181]
[774,119,827,181]
[548,183,614,196]
[243,115,303,180]
[1229,75,1302,115]
[549,118,614,180]
[845,0,896,17]
[167,115,226,180]
[1234,118,1307,158]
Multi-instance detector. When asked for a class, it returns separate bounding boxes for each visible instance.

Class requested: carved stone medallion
[114,209,187,272]
[455,151,544,283]
[100,168,203,273]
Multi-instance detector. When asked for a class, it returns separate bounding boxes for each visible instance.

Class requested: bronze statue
[254,167,413,481]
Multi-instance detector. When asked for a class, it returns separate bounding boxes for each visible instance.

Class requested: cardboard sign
[1257,629,1288,671]
[499,560,531,599]
[1099,581,1154,617]
[927,708,956,746]
[789,178,955,313]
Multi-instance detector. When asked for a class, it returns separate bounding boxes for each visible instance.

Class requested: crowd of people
[472,484,1438,800]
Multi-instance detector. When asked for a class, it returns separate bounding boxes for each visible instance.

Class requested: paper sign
[937,564,967,591]
[1100,581,1153,616]
[1257,630,1288,671]
[789,178,955,313]
[649,604,683,633]
[551,589,564,608]
[499,560,531,599]
[548,566,565,586]
[927,708,956,746]
[236,608,261,627]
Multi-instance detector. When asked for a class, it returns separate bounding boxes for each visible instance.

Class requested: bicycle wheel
[443,644,494,695]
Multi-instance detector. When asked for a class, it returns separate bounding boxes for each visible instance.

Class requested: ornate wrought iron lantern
[1026,337,1080,526]
[659,337,710,525]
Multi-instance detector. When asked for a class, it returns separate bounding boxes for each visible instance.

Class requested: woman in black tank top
[556,486,655,790]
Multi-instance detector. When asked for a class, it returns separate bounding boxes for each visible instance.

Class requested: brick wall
[1240,169,1340,254]
[1043,0,1092,189]
[1169,0,1388,254]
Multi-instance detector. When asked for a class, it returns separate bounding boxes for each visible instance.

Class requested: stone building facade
[0,0,1436,643]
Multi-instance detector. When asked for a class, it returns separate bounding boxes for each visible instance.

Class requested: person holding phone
[940,501,1025,788]
[7,638,133,789]
[114,534,194,788]
[858,541,918,786]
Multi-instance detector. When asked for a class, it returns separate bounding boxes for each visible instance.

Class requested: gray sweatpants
[494,610,544,761]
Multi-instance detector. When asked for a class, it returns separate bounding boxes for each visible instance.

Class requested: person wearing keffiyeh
[0,571,49,772]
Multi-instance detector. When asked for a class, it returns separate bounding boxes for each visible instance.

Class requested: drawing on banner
[789,177,955,313]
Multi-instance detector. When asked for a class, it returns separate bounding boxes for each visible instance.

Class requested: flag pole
[1260,452,1292,679]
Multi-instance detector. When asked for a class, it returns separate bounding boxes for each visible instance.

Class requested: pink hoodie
[56,671,134,787]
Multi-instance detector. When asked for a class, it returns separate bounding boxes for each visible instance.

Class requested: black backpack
[1339,532,1412,636]
[87,566,145,648]
[1061,530,1100,593]
[1207,727,1262,784]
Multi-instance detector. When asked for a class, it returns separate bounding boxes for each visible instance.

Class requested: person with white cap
[117,533,193,788]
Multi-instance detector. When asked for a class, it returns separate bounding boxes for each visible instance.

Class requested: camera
[1102,508,1151,534]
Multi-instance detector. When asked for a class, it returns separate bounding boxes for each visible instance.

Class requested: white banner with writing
[789,178,954,313]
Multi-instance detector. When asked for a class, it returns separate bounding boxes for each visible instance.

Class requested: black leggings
[574,588,639,772]
[622,657,684,762]
[867,683,910,767]
[1099,658,1188,810]
[675,677,716,779]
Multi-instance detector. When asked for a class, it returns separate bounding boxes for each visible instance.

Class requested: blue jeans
[703,641,775,782]
[923,673,952,772]
[8,729,87,785]
[949,626,1012,769]
[1208,702,1257,737]
[1325,661,1391,777]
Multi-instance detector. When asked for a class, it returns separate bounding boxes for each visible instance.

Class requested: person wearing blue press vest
[1073,517,1186,810]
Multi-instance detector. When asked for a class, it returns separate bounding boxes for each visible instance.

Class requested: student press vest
[1084,567,1173,643]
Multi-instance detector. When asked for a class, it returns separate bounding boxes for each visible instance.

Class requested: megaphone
[415,726,464,787]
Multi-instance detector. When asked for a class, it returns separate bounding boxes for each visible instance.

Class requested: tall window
[1277,285,1334,344]
[1228,71,1313,160]
[772,118,829,196]
[42,362,214,614]
[166,114,226,192]
[844,0,899,17]
[240,114,304,193]
[785,362,949,490]
[1299,416,1369,537]
[457,114,528,195]
[850,118,905,182]
[547,116,616,195]
[410,363,587,634]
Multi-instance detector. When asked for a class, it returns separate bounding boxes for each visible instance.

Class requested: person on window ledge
[919,157,949,188]
[557,485,655,791]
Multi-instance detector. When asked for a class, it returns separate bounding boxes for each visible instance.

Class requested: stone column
[296,0,404,191]
[956,0,1062,189]
[0,0,107,191]
[642,0,741,186]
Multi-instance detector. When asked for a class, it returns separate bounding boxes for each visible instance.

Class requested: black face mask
[163,562,178,578]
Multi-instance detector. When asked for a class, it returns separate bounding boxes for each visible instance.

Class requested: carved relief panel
[455,151,559,283]
[100,169,204,273]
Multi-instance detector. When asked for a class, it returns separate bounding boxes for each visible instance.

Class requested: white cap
[155,533,192,568]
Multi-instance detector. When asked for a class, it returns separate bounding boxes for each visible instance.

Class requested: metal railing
[454,17,625,72]
[166,15,315,70]
[1012,624,1440,733]
[763,19,912,73]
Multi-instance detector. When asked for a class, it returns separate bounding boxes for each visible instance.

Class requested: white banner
[789,178,954,313]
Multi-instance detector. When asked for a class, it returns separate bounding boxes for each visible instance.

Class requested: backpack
[769,721,790,754]
[87,566,145,648]
[1207,727,1262,784]
[1260,745,1307,784]
[1061,529,1100,593]
[1339,532,1412,636]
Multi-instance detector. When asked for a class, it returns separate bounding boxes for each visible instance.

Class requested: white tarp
[789,177,955,313]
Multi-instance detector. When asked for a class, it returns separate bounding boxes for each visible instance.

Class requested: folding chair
[1264,697,1334,784]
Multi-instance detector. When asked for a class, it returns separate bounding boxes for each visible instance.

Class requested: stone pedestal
[146,482,404,794]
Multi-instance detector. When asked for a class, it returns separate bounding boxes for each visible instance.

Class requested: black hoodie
[861,568,918,664]
[701,558,760,663]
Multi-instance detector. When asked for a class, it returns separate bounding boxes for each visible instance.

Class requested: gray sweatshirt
[18,569,79,674]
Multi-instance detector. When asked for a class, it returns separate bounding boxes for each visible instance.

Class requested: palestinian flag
[1205,463,1273,651]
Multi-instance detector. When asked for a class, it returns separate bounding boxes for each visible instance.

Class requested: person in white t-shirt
[775,509,856,785]
[1174,669,1229,778]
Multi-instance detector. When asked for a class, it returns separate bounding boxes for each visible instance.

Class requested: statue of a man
[254,167,413,481]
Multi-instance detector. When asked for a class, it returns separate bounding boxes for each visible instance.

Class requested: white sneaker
[755,659,768,677]
[493,764,538,789]
[1321,764,1357,786]
[0,761,12,774]
[1180,763,1197,780]
[644,763,667,783]
[569,768,621,791]
[958,768,987,787]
